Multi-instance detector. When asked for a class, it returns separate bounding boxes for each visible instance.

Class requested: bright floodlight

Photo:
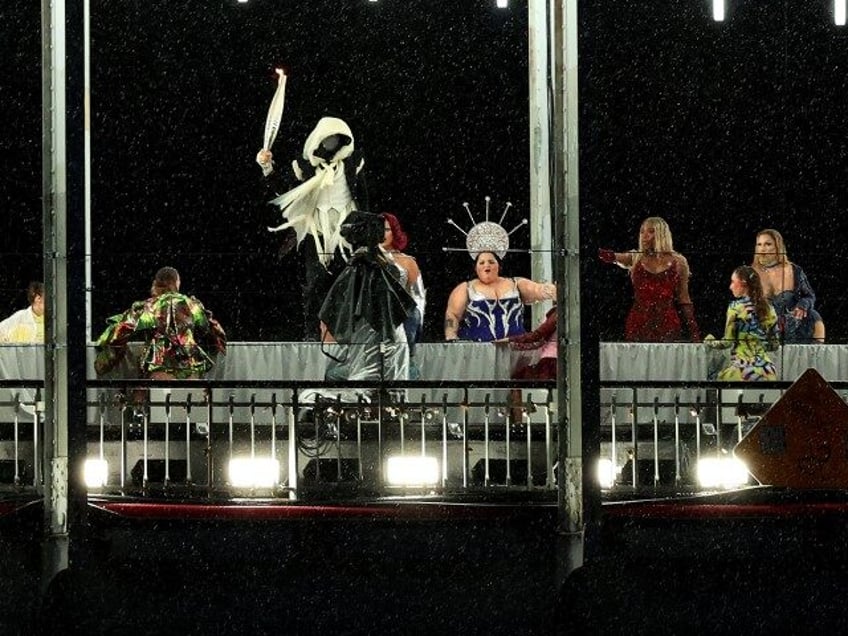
[83,459,109,488]
[386,456,439,487]
[597,458,616,489]
[837,0,847,26]
[712,0,725,21]
[497,0,509,8]
[696,457,750,489]
[229,457,280,488]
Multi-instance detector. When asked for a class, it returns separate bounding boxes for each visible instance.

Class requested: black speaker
[0,459,27,484]
[302,458,361,483]
[617,459,679,486]
[130,459,188,486]
[470,459,547,486]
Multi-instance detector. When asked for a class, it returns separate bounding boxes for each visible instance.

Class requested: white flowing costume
[268,117,364,268]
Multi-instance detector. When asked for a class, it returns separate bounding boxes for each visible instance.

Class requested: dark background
[580,0,848,342]
[3,1,848,342]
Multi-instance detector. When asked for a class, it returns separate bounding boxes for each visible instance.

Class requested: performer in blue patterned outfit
[444,197,555,342]
[705,266,778,381]
[444,251,555,342]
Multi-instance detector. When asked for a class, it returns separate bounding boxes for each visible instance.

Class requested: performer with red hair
[380,212,425,378]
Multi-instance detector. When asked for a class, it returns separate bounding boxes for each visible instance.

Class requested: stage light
[497,0,509,8]
[837,0,847,26]
[597,458,616,489]
[386,456,439,487]
[229,457,280,488]
[712,0,725,21]
[696,457,749,489]
[83,458,109,488]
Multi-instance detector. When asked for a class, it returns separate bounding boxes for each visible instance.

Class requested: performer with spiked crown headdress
[443,197,556,342]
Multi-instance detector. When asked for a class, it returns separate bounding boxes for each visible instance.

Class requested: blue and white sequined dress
[458,278,526,342]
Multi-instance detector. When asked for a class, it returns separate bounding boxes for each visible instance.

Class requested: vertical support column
[41,0,89,592]
[545,0,598,581]
[528,0,554,326]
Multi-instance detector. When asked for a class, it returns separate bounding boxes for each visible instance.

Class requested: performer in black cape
[318,210,416,386]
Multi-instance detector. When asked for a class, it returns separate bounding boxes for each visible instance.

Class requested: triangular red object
[735,368,848,488]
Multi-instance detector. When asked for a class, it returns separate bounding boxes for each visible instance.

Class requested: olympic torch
[260,68,287,176]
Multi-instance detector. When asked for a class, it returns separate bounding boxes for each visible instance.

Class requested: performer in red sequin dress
[599,217,700,343]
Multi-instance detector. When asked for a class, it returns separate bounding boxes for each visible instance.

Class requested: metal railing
[78,379,558,500]
[600,379,848,494]
[0,381,42,493]
[5,377,846,500]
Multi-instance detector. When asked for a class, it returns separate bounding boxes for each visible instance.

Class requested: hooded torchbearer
[257,116,369,340]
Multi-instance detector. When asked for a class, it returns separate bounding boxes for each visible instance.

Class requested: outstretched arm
[515,278,556,305]
[599,249,636,269]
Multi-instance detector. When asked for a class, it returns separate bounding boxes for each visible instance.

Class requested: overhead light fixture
[712,0,725,21]
[84,458,109,488]
[837,0,847,26]
[229,457,280,488]
[497,0,509,8]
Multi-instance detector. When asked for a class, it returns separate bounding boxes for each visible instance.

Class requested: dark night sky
[3,1,848,342]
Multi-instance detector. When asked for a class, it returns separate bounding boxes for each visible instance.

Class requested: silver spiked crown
[445,196,528,259]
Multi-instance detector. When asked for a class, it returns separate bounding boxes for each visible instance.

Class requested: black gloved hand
[277,228,298,259]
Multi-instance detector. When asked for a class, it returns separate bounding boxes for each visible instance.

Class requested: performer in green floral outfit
[705,266,778,382]
[94,267,226,379]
